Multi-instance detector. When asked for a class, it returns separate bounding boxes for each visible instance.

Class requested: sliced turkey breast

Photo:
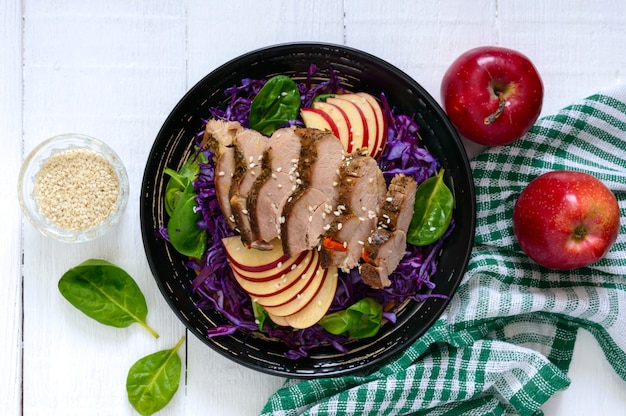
[361,229,407,288]
[202,119,242,229]
[229,128,268,245]
[320,152,386,272]
[360,174,417,288]
[247,127,302,244]
[280,128,345,257]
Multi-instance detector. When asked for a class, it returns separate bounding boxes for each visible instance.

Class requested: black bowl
[141,42,475,378]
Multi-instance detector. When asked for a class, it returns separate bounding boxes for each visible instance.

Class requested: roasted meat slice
[229,128,268,245]
[360,174,417,288]
[380,174,418,232]
[361,229,407,288]
[202,119,242,229]
[281,128,345,257]
[320,152,386,271]
[247,127,302,244]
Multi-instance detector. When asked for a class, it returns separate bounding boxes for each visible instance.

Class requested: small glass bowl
[18,134,129,243]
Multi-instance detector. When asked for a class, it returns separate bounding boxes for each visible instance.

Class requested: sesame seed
[33,148,119,230]
[218,171,225,177]
[337,223,343,230]
[276,167,282,172]
[241,209,248,214]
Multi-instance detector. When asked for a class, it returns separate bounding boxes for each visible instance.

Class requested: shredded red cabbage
[173,66,451,359]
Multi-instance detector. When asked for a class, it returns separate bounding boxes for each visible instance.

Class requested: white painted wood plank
[21,1,188,414]
[1,0,24,414]
[345,0,496,107]
[498,0,626,117]
[186,0,345,86]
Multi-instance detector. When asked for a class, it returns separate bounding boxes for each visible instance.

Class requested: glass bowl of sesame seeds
[18,133,129,242]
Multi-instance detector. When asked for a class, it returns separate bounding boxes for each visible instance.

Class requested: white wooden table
[3,1,626,414]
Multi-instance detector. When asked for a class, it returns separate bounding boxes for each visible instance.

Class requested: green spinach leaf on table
[58,259,159,338]
[127,336,185,416]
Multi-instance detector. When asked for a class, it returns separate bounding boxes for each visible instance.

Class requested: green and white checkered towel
[261,86,626,416]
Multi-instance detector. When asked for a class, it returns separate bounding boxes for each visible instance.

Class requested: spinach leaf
[58,259,159,338]
[407,169,454,246]
[319,297,383,338]
[126,336,185,416]
[249,75,300,135]
[166,184,207,258]
[252,301,269,331]
[313,93,335,103]
[163,151,207,216]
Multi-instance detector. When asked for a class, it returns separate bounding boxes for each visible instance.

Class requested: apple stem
[484,92,506,125]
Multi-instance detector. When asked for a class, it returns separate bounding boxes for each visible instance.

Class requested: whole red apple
[441,46,543,146]
[512,170,621,270]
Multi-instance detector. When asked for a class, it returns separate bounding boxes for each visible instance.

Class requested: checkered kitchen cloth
[261,86,626,416]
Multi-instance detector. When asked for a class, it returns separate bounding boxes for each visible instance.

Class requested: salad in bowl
[141,43,475,377]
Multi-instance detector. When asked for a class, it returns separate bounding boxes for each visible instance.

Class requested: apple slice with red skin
[234,250,319,303]
[231,249,309,282]
[326,96,369,151]
[312,101,353,152]
[284,266,338,329]
[300,108,340,138]
[513,170,620,270]
[263,261,326,317]
[335,93,378,156]
[356,92,387,159]
[267,312,289,326]
[222,237,289,273]
[254,255,322,308]
[231,250,314,296]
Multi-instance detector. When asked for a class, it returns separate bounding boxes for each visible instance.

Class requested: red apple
[441,46,543,146]
[513,170,621,270]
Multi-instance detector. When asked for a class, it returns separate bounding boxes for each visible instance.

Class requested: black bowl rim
[141,41,476,378]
